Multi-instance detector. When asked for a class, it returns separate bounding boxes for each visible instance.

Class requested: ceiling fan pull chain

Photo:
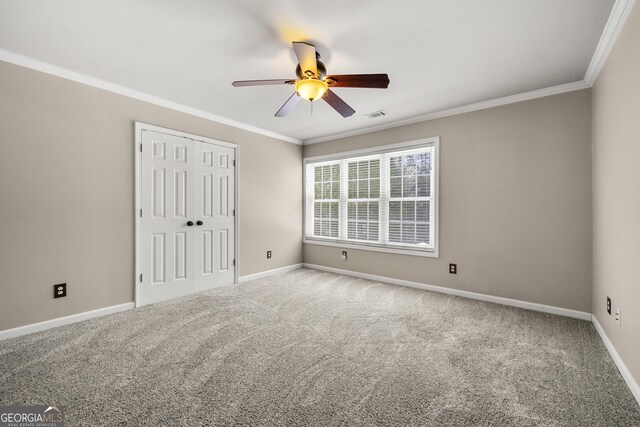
[310,100,313,116]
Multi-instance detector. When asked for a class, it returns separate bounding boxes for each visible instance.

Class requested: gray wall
[304,90,593,312]
[0,60,302,330]
[592,3,640,385]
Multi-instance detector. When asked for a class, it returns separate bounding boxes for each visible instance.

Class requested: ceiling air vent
[363,110,388,119]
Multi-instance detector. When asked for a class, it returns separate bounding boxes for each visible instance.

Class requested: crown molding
[3,0,631,150]
[584,0,636,85]
[303,80,590,145]
[0,49,303,145]
[302,0,635,145]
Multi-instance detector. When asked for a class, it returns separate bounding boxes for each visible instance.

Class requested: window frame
[303,137,439,258]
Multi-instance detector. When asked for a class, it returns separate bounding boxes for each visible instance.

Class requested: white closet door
[138,125,237,306]
[140,130,195,305]
[194,141,236,291]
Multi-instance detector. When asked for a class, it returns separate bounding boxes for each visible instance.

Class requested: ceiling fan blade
[323,89,355,118]
[292,42,318,78]
[232,79,294,87]
[326,74,390,89]
[275,93,302,117]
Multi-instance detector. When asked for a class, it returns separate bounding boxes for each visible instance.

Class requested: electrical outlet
[615,308,621,326]
[449,264,457,274]
[341,251,347,260]
[54,283,66,299]
[266,250,272,259]
[607,297,611,315]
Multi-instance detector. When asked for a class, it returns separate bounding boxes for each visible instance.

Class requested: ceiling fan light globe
[295,79,328,101]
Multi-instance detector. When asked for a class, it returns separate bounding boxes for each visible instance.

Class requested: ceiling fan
[232,42,390,118]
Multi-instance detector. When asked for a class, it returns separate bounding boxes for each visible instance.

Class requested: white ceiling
[0,0,615,143]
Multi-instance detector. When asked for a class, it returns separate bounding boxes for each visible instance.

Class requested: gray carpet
[1,268,639,426]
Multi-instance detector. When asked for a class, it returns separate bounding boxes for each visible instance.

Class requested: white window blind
[313,163,340,238]
[304,139,438,256]
[347,159,380,241]
[388,152,432,245]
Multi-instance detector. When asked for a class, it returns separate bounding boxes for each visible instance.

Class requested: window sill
[303,238,439,258]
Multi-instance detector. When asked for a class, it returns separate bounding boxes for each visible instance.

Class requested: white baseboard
[1,267,637,408]
[542,304,593,320]
[303,263,592,321]
[0,302,135,341]
[592,316,640,405]
[239,263,303,282]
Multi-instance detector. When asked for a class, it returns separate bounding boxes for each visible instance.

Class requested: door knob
[187,221,194,226]
[196,220,204,226]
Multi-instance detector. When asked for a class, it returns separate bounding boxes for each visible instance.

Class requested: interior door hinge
[139,274,143,282]
[233,209,235,216]
[233,159,236,167]
[139,144,143,152]
[233,259,236,266]
[139,209,142,218]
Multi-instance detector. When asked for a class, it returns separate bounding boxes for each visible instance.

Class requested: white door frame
[134,122,240,307]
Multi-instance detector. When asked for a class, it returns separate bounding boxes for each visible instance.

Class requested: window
[304,138,438,257]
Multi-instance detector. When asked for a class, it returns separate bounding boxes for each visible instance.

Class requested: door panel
[202,173,214,217]
[152,168,165,218]
[194,141,235,291]
[202,230,214,275]
[219,175,229,216]
[219,229,229,272]
[174,231,188,280]
[152,233,165,285]
[140,130,195,305]
[174,170,188,218]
